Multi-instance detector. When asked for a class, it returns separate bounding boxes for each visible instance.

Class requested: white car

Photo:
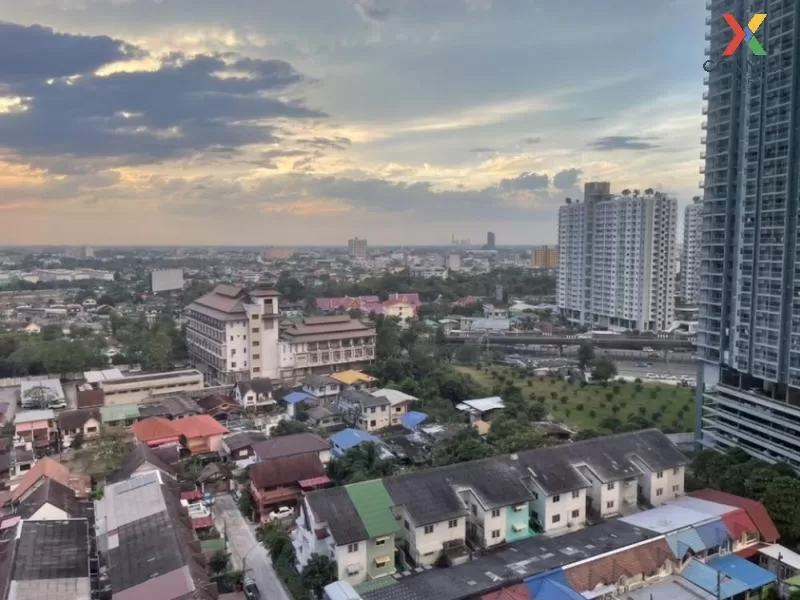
[268,506,293,522]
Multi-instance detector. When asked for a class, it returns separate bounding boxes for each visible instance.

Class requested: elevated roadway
[446,334,695,351]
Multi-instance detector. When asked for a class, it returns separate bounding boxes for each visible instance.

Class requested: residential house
[283,390,315,419]
[196,394,242,422]
[252,432,331,465]
[10,457,90,502]
[455,396,506,425]
[330,370,377,391]
[758,545,800,583]
[249,454,330,521]
[107,442,178,484]
[330,428,390,459]
[16,478,90,520]
[99,403,140,427]
[302,374,341,404]
[372,389,417,427]
[171,415,229,455]
[234,379,276,410]
[139,395,202,420]
[131,416,181,448]
[76,387,105,409]
[55,409,101,448]
[220,431,268,468]
[338,389,391,432]
[383,297,416,325]
[95,470,215,600]
[296,481,398,586]
[14,409,56,453]
[306,406,343,430]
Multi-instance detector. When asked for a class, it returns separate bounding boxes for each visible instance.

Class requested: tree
[238,490,255,520]
[301,554,337,599]
[70,432,85,450]
[577,343,595,371]
[22,384,60,409]
[71,427,134,480]
[271,420,309,437]
[209,550,230,574]
[327,443,395,485]
[432,427,492,466]
[590,357,618,382]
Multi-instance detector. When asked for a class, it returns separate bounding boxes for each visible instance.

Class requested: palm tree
[644,187,654,196]
[621,189,631,196]
[633,189,641,197]
[565,197,572,205]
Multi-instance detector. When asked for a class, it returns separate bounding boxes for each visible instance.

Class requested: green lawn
[455,366,695,433]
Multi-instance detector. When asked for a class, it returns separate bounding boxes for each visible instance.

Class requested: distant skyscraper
[681,197,702,304]
[696,2,800,468]
[348,237,368,260]
[486,232,496,249]
[446,253,461,271]
[557,183,677,332]
[65,246,93,260]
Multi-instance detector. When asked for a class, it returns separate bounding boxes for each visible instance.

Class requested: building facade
[681,197,703,304]
[696,1,800,470]
[531,245,559,269]
[557,183,677,332]
[348,237,368,260]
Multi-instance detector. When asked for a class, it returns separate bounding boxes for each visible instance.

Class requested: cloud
[522,136,542,144]
[470,147,496,153]
[298,136,352,150]
[500,171,549,191]
[0,22,324,165]
[582,116,603,122]
[0,21,143,83]
[352,0,391,24]
[589,135,659,151]
[553,168,582,190]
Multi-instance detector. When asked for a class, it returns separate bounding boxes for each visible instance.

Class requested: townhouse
[338,389,391,432]
[294,429,688,585]
[371,389,417,427]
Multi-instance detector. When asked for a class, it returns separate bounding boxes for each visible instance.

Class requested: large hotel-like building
[696,0,800,469]
[557,182,677,332]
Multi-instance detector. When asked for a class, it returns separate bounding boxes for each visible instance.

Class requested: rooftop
[455,396,506,414]
[342,388,387,408]
[11,457,89,502]
[252,432,330,461]
[249,454,326,490]
[170,414,229,438]
[372,389,418,406]
[17,478,89,519]
[131,417,180,444]
[281,319,376,343]
[330,370,377,386]
[14,409,55,424]
[19,379,65,401]
[222,430,268,452]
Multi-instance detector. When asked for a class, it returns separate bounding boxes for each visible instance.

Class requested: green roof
[100,404,141,423]
[200,538,226,553]
[355,578,397,594]
[346,480,398,538]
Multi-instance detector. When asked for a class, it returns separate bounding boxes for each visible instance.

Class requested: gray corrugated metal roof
[306,486,369,545]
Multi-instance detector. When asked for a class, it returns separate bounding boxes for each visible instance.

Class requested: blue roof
[525,569,582,600]
[666,528,707,558]
[330,428,382,454]
[400,411,428,430]
[681,559,750,599]
[284,391,314,405]
[710,554,777,590]
[694,519,731,549]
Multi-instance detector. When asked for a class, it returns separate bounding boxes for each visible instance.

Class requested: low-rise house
[330,428,390,459]
[139,395,202,420]
[455,396,506,424]
[372,389,417,426]
[55,409,101,448]
[302,375,341,403]
[131,416,181,448]
[14,409,56,452]
[197,394,242,422]
[307,405,343,430]
[234,379,277,409]
[221,431,268,468]
[10,457,90,502]
[338,389,391,432]
[330,370,377,391]
[107,442,178,485]
[252,432,331,465]
[99,403,140,427]
[171,414,229,455]
[249,454,330,522]
[16,478,90,520]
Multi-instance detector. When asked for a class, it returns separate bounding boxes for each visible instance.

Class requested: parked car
[244,578,260,600]
[268,506,293,522]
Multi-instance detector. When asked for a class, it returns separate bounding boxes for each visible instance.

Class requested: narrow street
[213,494,290,600]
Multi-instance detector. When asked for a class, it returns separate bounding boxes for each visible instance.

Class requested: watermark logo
[723,13,766,56]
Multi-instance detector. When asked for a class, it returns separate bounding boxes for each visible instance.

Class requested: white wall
[224,320,249,372]
[28,503,69,521]
[529,481,586,533]
[400,507,466,566]
[460,488,508,548]
[335,542,369,586]
[642,466,684,505]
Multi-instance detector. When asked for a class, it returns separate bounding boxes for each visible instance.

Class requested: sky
[0,0,706,246]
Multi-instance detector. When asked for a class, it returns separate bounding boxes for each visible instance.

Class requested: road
[615,360,697,379]
[213,494,290,600]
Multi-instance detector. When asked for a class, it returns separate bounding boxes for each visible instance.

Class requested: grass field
[455,366,695,433]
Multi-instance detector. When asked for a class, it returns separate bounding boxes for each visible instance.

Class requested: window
[424,525,434,534]
[370,407,376,413]
[253,341,260,347]
[571,509,580,518]
[471,505,477,516]
[253,367,260,373]
[673,467,680,475]
[252,314,259,320]
[533,492,538,500]
[230,336,233,341]
[252,354,259,360]
[252,327,260,333]
[404,519,410,530]
[552,514,561,524]
[448,519,458,528]
[395,407,402,412]
[656,488,663,497]
[656,471,663,479]
[606,501,614,509]
[375,537,388,547]
[491,509,500,518]
[348,543,359,553]
[380,406,386,412]
[231,349,236,356]
[370,420,376,427]
[672,484,680,492]
[231,362,237,368]
[553,495,560,503]
[513,504,525,512]
[571,491,580,498]
[607,483,615,491]
[491,530,500,539]
[375,556,391,568]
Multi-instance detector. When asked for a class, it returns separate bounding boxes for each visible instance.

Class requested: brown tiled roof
[10,457,90,501]
[131,417,180,444]
[76,388,104,409]
[249,454,325,490]
[691,489,780,543]
[170,415,229,439]
[564,538,675,592]
[56,408,100,431]
[190,285,247,317]
[252,433,330,460]
[482,585,531,600]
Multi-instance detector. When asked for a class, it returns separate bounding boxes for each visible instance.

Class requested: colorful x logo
[723,13,767,56]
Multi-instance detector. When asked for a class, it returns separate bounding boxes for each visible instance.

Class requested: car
[268,506,293,522]
[244,578,260,600]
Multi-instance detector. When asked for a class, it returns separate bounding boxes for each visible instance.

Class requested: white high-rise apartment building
[557,182,677,332]
[681,197,703,304]
[348,237,368,260]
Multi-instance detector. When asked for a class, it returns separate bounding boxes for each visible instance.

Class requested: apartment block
[531,245,559,269]
[696,0,800,470]
[681,197,702,304]
[348,237,368,260]
[81,368,204,405]
[557,183,678,332]
[294,429,687,585]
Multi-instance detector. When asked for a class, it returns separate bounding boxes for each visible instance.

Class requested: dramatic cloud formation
[0,0,706,245]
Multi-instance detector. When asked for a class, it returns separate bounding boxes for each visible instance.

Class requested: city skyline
[1,0,705,245]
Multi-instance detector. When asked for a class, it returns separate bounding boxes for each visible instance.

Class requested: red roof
[181,490,203,502]
[132,417,180,444]
[249,454,325,490]
[298,475,331,489]
[720,508,759,539]
[690,489,780,543]
[170,415,229,439]
[191,516,214,530]
[482,584,531,600]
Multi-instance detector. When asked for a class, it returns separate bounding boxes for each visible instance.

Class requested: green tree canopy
[327,443,395,485]
[590,356,618,382]
[300,554,337,600]
[432,427,492,466]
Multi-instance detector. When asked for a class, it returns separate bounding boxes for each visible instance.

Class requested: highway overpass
[445,334,695,351]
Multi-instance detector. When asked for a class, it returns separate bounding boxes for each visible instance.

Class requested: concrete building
[445,253,461,271]
[531,245,559,269]
[264,247,294,260]
[681,197,702,304]
[150,268,184,293]
[696,1,800,471]
[557,183,677,332]
[82,368,204,405]
[348,237,368,260]
[486,231,496,249]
